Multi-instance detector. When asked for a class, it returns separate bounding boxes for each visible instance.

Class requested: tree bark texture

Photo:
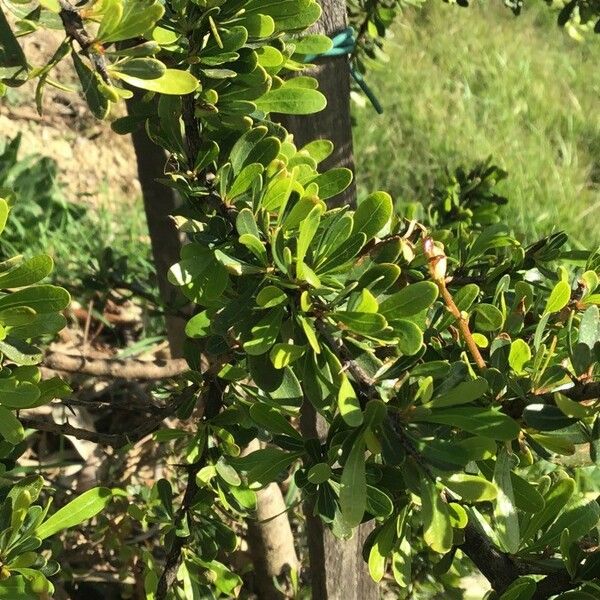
[126,100,189,358]
[281,1,378,598]
[279,0,355,208]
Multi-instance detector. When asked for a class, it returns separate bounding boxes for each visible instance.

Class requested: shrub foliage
[0,0,599,599]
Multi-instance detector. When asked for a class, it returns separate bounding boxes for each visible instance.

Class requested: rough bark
[280,1,378,598]
[300,406,377,600]
[243,440,299,600]
[126,100,189,357]
[279,0,355,208]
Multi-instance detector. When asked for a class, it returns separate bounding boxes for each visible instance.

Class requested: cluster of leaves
[0,0,598,599]
[166,128,600,597]
[0,199,115,596]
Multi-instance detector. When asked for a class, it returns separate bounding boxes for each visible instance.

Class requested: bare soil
[0,28,140,204]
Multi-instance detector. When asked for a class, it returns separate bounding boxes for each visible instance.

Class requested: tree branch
[156,379,223,600]
[22,386,197,447]
[58,0,110,82]
[43,351,189,380]
[317,314,580,599]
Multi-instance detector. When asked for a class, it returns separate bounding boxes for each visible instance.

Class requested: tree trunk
[243,440,299,600]
[126,100,189,358]
[281,2,378,598]
[279,0,355,208]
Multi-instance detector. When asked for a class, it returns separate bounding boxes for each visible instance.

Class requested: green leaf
[239,234,268,265]
[250,402,302,439]
[334,312,386,335]
[493,447,520,554]
[99,0,164,43]
[308,463,332,484]
[480,460,545,513]
[301,140,334,164]
[420,477,452,554]
[297,204,323,265]
[428,377,489,408]
[414,407,520,440]
[578,305,599,349]
[310,168,353,200]
[96,0,124,41]
[36,487,112,539]
[110,57,165,80]
[545,281,571,315]
[0,378,40,409]
[474,303,504,332]
[0,255,53,289]
[499,577,537,600]
[0,10,27,76]
[0,285,70,314]
[236,448,300,488]
[230,128,267,174]
[257,286,287,308]
[352,192,393,240]
[316,234,366,273]
[229,163,264,199]
[338,374,363,427]
[366,485,394,518]
[185,311,211,339]
[380,282,439,319]
[293,34,333,55]
[7,313,67,340]
[215,458,241,487]
[509,339,532,374]
[339,436,367,528]
[255,86,326,115]
[214,249,263,275]
[113,69,199,94]
[393,319,423,356]
[236,208,261,238]
[0,199,8,236]
[269,343,305,369]
[0,337,43,365]
[0,405,24,444]
[522,404,577,431]
[443,473,497,502]
[521,477,575,545]
[368,519,395,582]
[555,393,589,419]
[529,498,600,552]
[243,309,283,356]
[72,53,109,120]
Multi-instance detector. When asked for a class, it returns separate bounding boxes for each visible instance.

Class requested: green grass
[0,134,157,316]
[353,0,600,247]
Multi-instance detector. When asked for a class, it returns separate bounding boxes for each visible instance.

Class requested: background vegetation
[353,1,600,246]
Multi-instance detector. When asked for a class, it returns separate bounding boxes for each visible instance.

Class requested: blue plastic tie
[302,27,384,115]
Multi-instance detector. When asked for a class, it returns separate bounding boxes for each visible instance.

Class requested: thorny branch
[58,0,110,82]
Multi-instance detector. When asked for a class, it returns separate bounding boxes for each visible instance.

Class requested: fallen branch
[43,351,189,380]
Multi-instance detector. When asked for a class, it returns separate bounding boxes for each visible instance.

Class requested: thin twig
[423,237,487,371]
[58,0,110,82]
[155,379,223,600]
[22,386,198,448]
